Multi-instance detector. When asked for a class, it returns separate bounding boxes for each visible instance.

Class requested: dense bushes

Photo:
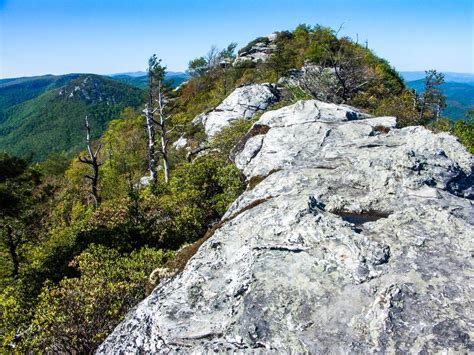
[0,104,247,351]
[1,23,472,353]
[28,245,173,353]
[430,112,474,153]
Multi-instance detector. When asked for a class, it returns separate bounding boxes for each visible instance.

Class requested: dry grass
[373,125,391,134]
[247,168,282,190]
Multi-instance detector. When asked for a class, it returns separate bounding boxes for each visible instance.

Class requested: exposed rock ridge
[193,83,279,137]
[59,75,117,105]
[234,33,278,64]
[98,100,474,354]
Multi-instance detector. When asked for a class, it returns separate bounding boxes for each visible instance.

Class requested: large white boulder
[99,100,473,353]
[193,84,278,137]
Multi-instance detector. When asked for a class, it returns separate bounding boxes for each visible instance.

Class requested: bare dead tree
[324,39,376,103]
[143,101,157,184]
[147,54,172,184]
[78,116,102,207]
[156,77,170,183]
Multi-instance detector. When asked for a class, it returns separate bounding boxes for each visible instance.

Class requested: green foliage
[100,109,147,200]
[37,152,70,177]
[158,156,245,248]
[0,154,42,278]
[0,74,82,117]
[27,245,173,353]
[0,75,144,161]
[417,70,446,122]
[188,57,209,77]
[426,110,474,153]
[452,111,474,153]
[3,24,470,353]
[372,90,420,127]
[212,119,255,157]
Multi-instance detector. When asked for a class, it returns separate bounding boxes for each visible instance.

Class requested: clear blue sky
[0,0,472,78]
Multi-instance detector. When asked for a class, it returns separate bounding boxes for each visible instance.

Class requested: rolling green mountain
[0,74,144,161]
[406,79,474,120]
[110,72,189,89]
[0,74,82,119]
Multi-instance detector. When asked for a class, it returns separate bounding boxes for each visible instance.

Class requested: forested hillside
[0,24,472,353]
[0,75,144,160]
[0,74,82,117]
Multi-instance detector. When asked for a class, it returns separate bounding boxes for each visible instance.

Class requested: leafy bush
[26,245,173,353]
[453,117,474,153]
[212,118,255,157]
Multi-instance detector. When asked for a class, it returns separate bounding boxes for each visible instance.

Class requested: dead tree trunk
[144,100,158,184]
[155,80,170,184]
[78,116,102,208]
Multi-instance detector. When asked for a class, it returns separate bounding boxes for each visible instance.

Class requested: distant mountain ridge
[405,79,474,120]
[0,71,190,160]
[0,74,144,160]
[0,74,83,118]
[110,71,190,89]
[401,71,474,84]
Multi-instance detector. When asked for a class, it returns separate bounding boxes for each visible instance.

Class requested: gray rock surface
[172,135,188,150]
[99,100,474,354]
[234,33,277,64]
[193,83,278,137]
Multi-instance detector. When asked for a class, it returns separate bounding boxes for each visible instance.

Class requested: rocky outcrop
[99,100,473,353]
[193,83,278,137]
[172,135,188,150]
[234,33,278,64]
[59,76,117,105]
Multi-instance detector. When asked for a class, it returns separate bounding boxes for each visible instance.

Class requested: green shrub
[25,245,173,353]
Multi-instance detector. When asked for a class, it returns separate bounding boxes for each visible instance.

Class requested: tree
[0,154,41,276]
[188,57,208,77]
[29,245,173,353]
[419,70,446,122]
[147,54,171,184]
[452,110,474,153]
[144,58,158,184]
[78,116,102,208]
[326,38,376,103]
[218,43,237,96]
[188,43,237,80]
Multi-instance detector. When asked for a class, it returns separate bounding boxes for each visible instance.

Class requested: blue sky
[0,0,472,78]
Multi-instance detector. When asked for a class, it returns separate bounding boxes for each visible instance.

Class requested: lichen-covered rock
[234,33,277,64]
[98,100,473,354]
[193,83,278,137]
[172,135,188,150]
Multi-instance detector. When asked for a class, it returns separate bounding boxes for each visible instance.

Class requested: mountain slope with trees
[0,74,83,119]
[0,24,472,352]
[0,75,144,161]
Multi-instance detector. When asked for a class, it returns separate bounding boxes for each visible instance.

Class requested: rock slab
[99,100,474,353]
[193,84,278,137]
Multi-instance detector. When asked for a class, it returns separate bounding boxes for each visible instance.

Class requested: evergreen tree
[419,70,446,122]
